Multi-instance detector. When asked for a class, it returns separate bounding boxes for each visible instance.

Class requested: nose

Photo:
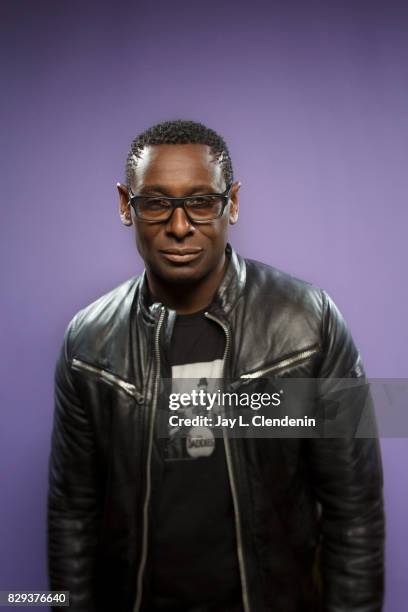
[165,206,195,239]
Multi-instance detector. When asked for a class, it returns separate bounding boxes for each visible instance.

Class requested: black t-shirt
[148,306,243,612]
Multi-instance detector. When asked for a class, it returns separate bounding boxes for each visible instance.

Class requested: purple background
[1,0,407,609]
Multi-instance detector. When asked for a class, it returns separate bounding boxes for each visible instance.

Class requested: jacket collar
[137,242,246,324]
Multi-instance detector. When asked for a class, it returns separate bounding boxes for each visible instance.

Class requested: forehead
[130,143,224,191]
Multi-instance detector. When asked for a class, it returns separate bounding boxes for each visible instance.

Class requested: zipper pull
[149,302,165,321]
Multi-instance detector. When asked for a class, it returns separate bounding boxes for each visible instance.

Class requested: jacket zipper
[204,311,251,612]
[240,344,320,379]
[133,306,166,612]
[71,358,138,398]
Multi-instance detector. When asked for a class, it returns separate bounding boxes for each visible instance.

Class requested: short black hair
[126,119,233,188]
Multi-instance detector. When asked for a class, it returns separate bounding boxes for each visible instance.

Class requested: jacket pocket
[239,344,320,379]
[71,358,142,401]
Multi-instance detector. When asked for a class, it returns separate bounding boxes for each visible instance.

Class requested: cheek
[134,226,160,256]
[133,228,144,254]
[202,220,229,250]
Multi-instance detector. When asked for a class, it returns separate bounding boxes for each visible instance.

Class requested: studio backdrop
[1,0,407,610]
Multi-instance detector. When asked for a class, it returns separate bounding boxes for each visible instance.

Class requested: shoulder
[241,255,363,377]
[63,275,141,358]
[242,255,325,320]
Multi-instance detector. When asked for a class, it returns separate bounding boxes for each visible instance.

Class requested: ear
[117,182,133,226]
[228,180,240,225]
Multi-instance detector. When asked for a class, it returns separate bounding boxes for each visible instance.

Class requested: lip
[159,247,203,263]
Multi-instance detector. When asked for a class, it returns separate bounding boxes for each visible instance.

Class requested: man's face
[118,144,239,285]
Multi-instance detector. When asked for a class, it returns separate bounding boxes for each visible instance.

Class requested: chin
[154,262,208,286]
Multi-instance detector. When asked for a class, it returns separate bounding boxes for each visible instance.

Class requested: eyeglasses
[128,184,233,223]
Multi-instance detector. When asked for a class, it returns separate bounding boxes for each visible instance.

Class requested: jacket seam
[64,315,99,429]
[319,288,328,359]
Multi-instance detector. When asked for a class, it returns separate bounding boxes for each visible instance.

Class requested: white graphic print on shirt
[165,358,224,461]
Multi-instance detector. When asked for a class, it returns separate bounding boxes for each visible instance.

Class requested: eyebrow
[138,184,220,196]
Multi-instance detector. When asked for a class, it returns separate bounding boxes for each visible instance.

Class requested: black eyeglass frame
[128,183,233,224]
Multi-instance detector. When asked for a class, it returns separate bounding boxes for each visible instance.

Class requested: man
[47,120,384,612]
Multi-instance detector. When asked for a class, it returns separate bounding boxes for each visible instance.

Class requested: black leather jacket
[47,243,384,612]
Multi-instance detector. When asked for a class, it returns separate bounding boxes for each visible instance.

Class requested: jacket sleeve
[307,290,385,612]
[47,318,103,612]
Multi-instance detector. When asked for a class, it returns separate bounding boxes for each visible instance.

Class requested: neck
[146,253,228,315]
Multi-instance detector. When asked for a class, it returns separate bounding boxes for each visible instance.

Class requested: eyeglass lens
[136,195,225,221]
